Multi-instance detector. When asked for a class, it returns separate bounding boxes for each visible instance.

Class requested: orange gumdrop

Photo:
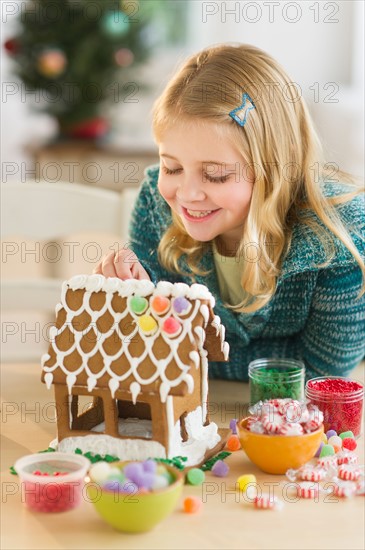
[183,496,202,514]
[150,295,170,314]
[226,434,241,451]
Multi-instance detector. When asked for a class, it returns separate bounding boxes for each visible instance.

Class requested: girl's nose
[176,174,207,203]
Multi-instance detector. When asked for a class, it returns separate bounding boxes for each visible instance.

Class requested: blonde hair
[152,44,364,313]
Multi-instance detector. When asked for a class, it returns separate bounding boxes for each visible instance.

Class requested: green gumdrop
[130,296,148,314]
[319,444,335,458]
[339,431,354,440]
[186,468,205,486]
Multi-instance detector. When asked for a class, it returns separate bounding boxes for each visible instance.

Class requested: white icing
[68,394,73,429]
[130,381,141,404]
[212,315,221,336]
[65,275,214,302]
[155,281,175,296]
[66,373,77,394]
[200,304,210,327]
[44,372,53,389]
[189,351,200,369]
[108,378,119,399]
[57,434,166,460]
[159,381,170,403]
[200,349,209,422]
[167,406,221,466]
[55,412,220,466]
[87,376,97,392]
[223,342,230,360]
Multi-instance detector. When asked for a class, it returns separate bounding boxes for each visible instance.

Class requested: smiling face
[157,121,254,255]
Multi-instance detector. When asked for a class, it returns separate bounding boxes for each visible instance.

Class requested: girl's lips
[181,207,221,222]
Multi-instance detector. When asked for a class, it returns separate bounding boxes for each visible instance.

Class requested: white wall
[185,0,364,178]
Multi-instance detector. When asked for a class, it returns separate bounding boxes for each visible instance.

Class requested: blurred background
[1,0,364,361]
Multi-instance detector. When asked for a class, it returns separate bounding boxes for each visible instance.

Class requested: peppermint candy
[262,413,283,434]
[279,423,304,436]
[333,481,357,498]
[254,494,281,510]
[297,482,320,499]
[300,467,326,482]
[337,452,358,465]
[246,399,323,436]
[338,465,362,481]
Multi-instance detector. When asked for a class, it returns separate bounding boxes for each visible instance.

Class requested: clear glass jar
[248,358,305,404]
[305,376,364,437]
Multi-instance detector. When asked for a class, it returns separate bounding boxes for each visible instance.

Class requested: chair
[1,180,139,361]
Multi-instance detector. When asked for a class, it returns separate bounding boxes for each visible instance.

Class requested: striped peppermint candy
[254,494,279,509]
[297,482,320,499]
[338,465,362,481]
[262,413,283,434]
[300,468,326,482]
[304,419,322,433]
[249,420,265,434]
[279,423,304,436]
[276,399,294,415]
[307,406,324,425]
[333,481,357,498]
[317,456,338,470]
[337,452,358,465]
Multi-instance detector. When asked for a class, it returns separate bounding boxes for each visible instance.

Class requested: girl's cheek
[158,178,175,201]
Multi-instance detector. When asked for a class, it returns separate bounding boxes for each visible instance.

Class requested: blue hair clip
[229,93,255,127]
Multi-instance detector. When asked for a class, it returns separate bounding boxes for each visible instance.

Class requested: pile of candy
[247,399,323,435]
[287,429,364,499]
[24,469,82,512]
[316,429,357,459]
[89,460,174,493]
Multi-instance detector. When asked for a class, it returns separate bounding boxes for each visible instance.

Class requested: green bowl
[87,463,184,533]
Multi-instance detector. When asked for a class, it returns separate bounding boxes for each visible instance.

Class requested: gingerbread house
[41,275,229,466]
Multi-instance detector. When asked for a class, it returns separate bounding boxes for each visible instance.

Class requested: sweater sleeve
[294,264,365,379]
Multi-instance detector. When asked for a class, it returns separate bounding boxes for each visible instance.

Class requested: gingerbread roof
[41,275,229,403]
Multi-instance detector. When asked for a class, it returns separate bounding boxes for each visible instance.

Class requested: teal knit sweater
[129,165,365,381]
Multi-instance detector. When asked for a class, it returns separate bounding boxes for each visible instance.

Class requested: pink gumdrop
[162,317,182,336]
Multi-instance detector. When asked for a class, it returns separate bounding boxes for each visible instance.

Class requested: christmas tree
[4,0,153,139]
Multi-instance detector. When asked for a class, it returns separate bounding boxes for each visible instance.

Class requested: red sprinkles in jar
[306,378,364,437]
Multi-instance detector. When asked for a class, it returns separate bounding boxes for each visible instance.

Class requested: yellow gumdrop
[138,314,158,335]
[322,433,328,444]
[236,474,257,492]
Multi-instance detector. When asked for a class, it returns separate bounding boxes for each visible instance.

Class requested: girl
[94,43,365,381]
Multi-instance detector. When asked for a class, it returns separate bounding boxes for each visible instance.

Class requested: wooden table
[1,363,364,550]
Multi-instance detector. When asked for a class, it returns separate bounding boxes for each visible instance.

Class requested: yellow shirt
[212,241,246,306]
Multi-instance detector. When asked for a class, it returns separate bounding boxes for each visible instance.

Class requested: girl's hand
[93,248,151,281]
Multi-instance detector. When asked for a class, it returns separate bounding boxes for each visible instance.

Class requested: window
[116,399,152,439]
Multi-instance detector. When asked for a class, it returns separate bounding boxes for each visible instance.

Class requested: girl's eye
[204,174,230,184]
[162,166,230,184]
[162,166,182,175]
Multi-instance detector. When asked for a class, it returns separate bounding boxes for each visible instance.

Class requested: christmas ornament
[101,10,130,37]
[4,38,20,55]
[114,48,134,67]
[62,117,110,140]
[37,49,67,78]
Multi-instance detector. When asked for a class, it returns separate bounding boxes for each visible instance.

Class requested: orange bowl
[237,418,324,474]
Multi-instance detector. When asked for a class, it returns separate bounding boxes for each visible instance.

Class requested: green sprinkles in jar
[249,359,305,403]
